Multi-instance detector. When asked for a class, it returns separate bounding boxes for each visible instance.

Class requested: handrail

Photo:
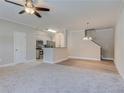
[91,40,101,47]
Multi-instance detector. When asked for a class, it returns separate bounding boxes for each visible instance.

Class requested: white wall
[0,19,50,65]
[115,3,124,78]
[88,28,114,60]
[68,31,101,60]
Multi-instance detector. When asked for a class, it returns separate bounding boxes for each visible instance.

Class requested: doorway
[36,40,43,60]
[14,32,26,63]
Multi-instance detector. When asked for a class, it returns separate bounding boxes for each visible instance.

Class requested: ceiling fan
[4,0,50,18]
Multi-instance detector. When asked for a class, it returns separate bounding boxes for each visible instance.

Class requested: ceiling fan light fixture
[25,7,35,14]
[4,0,50,18]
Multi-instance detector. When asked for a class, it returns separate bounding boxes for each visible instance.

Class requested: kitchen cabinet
[53,31,67,47]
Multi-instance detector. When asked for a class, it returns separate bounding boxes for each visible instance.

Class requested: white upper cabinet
[53,31,67,48]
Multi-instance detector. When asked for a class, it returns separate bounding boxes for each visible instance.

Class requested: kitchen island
[43,48,68,64]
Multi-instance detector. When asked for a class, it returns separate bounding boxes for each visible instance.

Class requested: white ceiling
[0,0,122,31]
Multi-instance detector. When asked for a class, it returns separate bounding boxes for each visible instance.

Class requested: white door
[14,32,26,63]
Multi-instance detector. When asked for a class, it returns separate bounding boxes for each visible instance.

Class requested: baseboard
[69,56,101,61]
[0,62,18,68]
[55,58,69,63]
[43,61,54,64]
[43,58,69,64]
[26,59,36,63]
[102,57,114,61]
[0,59,36,68]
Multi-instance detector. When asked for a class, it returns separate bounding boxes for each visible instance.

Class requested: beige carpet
[0,62,124,93]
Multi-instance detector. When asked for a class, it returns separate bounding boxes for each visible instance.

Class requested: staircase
[91,40,102,60]
[87,28,114,61]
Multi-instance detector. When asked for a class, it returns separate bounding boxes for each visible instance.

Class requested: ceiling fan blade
[35,7,50,11]
[34,11,42,18]
[4,0,23,7]
[19,10,25,14]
